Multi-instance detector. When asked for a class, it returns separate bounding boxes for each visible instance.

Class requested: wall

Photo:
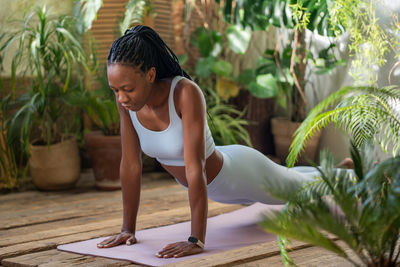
[0,0,73,77]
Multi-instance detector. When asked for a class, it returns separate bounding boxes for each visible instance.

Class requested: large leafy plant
[261,143,400,266]
[218,0,344,122]
[0,1,101,189]
[0,6,97,148]
[191,25,251,100]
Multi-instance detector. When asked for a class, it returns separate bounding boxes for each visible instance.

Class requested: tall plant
[286,0,400,166]
[218,0,343,122]
[0,7,94,148]
[0,1,102,189]
[189,25,253,146]
[0,95,28,189]
[261,143,400,267]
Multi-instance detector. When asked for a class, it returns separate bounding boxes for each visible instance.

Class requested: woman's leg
[207,145,317,205]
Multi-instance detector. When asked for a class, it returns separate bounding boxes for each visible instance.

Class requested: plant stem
[274,33,292,119]
[290,29,307,121]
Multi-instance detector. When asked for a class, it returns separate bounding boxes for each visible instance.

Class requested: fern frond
[287,86,400,166]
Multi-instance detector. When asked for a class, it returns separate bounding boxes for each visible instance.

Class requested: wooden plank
[1,177,177,230]
[2,234,305,267]
[0,182,190,247]
[1,250,136,267]
[235,242,361,267]
[0,203,241,260]
[0,170,98,202]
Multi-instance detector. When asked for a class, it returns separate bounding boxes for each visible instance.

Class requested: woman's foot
[337,157,354,169]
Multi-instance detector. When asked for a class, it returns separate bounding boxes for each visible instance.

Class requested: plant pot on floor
[84,131,122,190]
[29,138,81,190]
[271,117,321,165]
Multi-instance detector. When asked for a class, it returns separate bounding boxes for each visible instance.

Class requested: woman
[96,25,350,259]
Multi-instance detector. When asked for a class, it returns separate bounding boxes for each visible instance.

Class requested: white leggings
[203,145,318,204]
[176,145,351,205]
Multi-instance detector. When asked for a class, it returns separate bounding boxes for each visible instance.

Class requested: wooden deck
[0,170,356,267]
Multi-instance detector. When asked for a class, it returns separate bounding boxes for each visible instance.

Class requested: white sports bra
[129,76,215,166]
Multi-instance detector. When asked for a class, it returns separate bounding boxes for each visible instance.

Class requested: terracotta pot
[84,131,122,190]
[29,138,81,190]
[271,117,321,165]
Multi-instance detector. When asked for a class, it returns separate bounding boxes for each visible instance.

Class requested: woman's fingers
[97,232,134,248]
[126,236,137,246]
[97,236,117,248]
[156,241,203,258]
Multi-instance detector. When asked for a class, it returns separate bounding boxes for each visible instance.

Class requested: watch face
[188,236,198,243]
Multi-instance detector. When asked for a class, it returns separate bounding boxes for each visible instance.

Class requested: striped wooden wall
[90,0,177,65]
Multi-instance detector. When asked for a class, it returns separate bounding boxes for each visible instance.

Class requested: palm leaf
[287,86,400,167]
[119,0,146,35]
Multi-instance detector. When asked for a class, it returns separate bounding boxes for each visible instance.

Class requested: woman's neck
[144,77,173,110]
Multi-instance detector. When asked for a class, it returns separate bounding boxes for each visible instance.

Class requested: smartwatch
[188,236,205,249]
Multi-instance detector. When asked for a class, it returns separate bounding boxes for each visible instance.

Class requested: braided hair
[108,25,191,80]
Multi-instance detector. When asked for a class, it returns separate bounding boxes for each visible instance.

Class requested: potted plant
[0,93,31,191]
[261,142,400,267]
[188,25,253,146]
[77,0,156,190]
[259,2,400,263]
[205,0,347,164]
[76,70,122,190]
[0,4,98,190]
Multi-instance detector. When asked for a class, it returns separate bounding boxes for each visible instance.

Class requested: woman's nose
[118,92,128,103]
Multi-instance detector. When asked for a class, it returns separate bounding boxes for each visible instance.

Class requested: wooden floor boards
[0,169,356,266]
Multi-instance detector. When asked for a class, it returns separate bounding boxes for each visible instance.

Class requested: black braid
[108,25,191,80]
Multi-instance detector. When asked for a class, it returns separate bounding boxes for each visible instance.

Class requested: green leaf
[119,0,146,35]
[226,25,251,55]
[191,28,222,57]
[210,60,232,77]
[248,73,279,98]
[195,57,215,78]
[75,0,102,32]
[237,69,256,85]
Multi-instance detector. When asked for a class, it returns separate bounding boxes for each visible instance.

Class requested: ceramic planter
[84,131,121,190]
[29,138,81,190]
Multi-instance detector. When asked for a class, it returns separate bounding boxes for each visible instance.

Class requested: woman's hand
[97,232,136,248]
[156,241,203,258]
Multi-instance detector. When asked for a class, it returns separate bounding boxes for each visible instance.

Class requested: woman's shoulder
[174,77,206,115]
[175,77,204,100]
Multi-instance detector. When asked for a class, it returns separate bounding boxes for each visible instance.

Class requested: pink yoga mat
[58,203,282,266]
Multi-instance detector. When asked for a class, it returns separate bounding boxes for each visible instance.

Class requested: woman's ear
[146,67,156,83]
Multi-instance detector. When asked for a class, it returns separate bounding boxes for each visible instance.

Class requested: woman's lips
[122,104,133,109]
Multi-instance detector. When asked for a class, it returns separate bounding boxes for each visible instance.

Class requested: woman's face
[107,64,155,111]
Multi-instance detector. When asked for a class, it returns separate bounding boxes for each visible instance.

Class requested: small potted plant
[77,70,122,190]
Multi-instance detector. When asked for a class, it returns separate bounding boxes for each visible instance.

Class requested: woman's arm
[157,80,208,258]
[97,100,142,248]
[181,82,208,243]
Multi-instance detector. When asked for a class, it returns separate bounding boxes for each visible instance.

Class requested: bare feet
[337,157,354,169]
